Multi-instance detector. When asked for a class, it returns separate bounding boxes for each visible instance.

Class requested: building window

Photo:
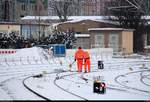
[20,15,24,18]
[39,5,42,11]
[95,34,104,48]
[77,38,89,49]
[32,5,34,10]
[147,33,150,45]
[21,4,26,11]
[109,33,119,52]
[35,5,37,11]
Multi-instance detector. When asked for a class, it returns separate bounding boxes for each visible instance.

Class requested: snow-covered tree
[48,29,77,49]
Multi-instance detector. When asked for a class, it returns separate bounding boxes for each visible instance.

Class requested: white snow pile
[16,47,42,57]
[0,47,51,65]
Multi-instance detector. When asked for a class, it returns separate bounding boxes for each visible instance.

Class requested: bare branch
[125,0,139,9]
[49,0,78,22]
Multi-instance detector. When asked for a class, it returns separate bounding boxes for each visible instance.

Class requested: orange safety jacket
[83,51,90,60]
[75,49,84,60]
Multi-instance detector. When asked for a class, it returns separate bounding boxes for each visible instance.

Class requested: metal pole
[38,16,41,41]
[38,5,41,41]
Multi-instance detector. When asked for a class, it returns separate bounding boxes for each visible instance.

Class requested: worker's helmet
[78,46,82,49]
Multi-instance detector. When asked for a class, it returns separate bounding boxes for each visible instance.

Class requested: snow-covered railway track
[0,74,43,100]
[114,70,150,94]
[0,71,58,100]
[22,72,57,101]
[0,61,47,67]
[22,71,87,100]
[53,69,148,99]
[1,50,150,100]
[54,72,88,100]
[140,72,150,87]
[78,68,150,96]
[90,60,150,71]
[0,66,54,77]
[54,70,130,93]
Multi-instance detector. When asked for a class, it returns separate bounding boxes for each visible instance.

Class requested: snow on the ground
[1,75,44,100]
[0,47,150,100]
[24,65,150,100]
[24,73,85,100]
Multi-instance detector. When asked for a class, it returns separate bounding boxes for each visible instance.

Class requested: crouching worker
[83,51,91,73]
[74,47,84,73]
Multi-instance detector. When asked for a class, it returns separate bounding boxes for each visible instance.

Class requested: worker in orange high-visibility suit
[83,51,91,73]
[74,47,84,73]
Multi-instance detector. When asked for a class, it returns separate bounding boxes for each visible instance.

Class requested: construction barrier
[0,49,17,55]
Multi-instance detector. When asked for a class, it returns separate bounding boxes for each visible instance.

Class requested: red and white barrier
[0,49,17,55]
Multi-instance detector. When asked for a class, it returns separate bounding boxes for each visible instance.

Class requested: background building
[48,0,112,16]
[0,0,48,22]
[56,19,134,54]
[0,22,20,34]
[89,28,134,54]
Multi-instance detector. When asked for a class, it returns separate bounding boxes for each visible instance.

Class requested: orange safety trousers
[77,60,83,73]
[75,49,84,73]
[84,59,90,72]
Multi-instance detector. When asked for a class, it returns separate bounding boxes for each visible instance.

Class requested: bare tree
[49,0,78,22]
[107,0,150,15]
[106,0,150,53]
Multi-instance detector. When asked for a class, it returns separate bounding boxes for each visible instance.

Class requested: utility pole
[12,0,17,22]
[4,0,10,21]
[38,16,41,41]
[26,0,31,15]
[38,4,41,42]
[26,0,32,39]
[0,0,2,21]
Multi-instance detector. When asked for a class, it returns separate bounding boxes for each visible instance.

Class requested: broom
[69,60,75,71]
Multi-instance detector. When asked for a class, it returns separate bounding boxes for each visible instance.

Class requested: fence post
[0,58,1,65]
[12,57,16,66]
[5,58,9,66]
[33,56,37,64]
[28,56,31,64]
[20,57,21,64]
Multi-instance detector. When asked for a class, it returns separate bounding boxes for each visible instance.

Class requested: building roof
[0,22,21,25]
[21,16,116,23]
[56,19,118,25]
[0,22,50,26]
[88,28,135,31]
[144,45,150,49]
[75,34,90,38]
[22,15,150,20]
[21,15,150,26]
[21,16,108,20]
